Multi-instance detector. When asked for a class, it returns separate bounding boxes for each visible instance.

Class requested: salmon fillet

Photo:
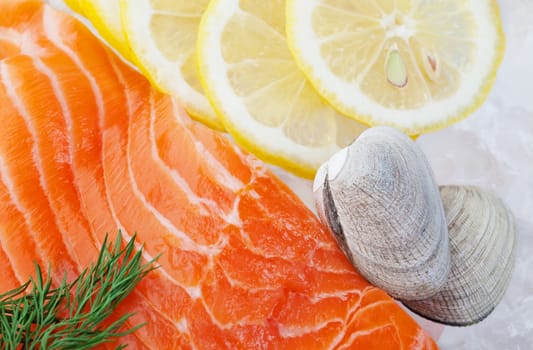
[0,1,438,349]
[0,241,19,292]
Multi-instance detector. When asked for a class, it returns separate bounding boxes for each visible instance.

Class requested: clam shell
[314,126,450,301]
[403,186,517,326]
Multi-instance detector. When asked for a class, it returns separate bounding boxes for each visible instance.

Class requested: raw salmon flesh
[0,1,438,348]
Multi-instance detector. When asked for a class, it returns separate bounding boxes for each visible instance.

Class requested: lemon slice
[60,0,134,63]
[77,0,132,61]
[197,0,367,179]
[120,0,223,130]
[63,0,84,14]
[286,0,505,135]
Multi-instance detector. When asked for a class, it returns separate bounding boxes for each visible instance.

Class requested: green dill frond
[0,231,157,350]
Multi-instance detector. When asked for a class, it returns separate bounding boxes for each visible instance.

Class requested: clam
[313,126,450,301]
[403,185,517,326]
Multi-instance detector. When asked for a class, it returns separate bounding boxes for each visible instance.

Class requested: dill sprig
[0,232,158,350]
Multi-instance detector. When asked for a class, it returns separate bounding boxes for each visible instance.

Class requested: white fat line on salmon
[217,262,282,293]
[148,95,228,220]
[238,191,334,261]
[231,209,331,262]
[27,55,103,267]
[343,287,373,322]
[333,293,365,339]
[102,54,216,260]
[234,224,306,262]
[248,189,260,199]
[221,226,339,290]
[250,187,326,238]
[38,10,129,266]
[170,100,244,193]
[232,227,339,269]
[0,27,48,57]
[103,43,234,311]
[161,102,245,228]
[31,55,75,157]
[309,263,362,275]
[41,8,203,338]
[122,158,230,256]
[167,100,247,225]
[246,155,269,178]
[44,2,140,72]
[174,318,190,334]
[1,46,151,347]
[336,325,395,350]
[39,18,138,272]
[308,289,364,305]
[412,328,432,350]
[166,169,211,215]
[0,166,39,285]
[0,63,82,271]
[99,150,201,334]
[126,92,228,256]
[100,144,204,332]
[100,58,208,318]
[42,7,105,125]
[348,299,396,327]
[169,166,244,227]
[0,28,22,51]
[236,193,347,265]
[194,267,274,330]
[250,191,334,256]
[0,240,21,284]
[277,317,346,340]
[105,61,228,268]
[327,295,384,350]
[223,136,270,181]
[306,247,360,273]
[328,325,350,350]
[45,0,70,13]
[224,195,243,227]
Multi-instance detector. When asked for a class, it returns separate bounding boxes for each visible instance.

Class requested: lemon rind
[80,0,133,62]
[119,0,224,130]
[197,0,360,179]
[286,0,506,136]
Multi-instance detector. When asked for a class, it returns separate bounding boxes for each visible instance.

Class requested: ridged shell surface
[403,186,517,326]
[314,126,450,301]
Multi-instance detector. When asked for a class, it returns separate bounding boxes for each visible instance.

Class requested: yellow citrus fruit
[286,0,505,135]
[120,0,223,130]
[61,0,132,62]
[197,0,368,179]
[80,0,132,62]
[62,0,84,14]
